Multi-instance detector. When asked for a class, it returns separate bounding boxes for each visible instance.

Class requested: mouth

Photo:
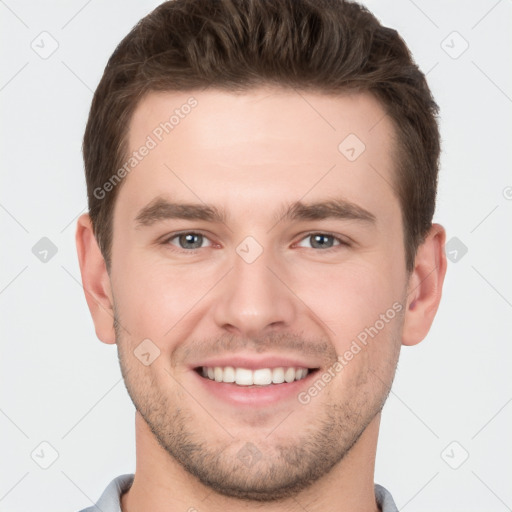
[194,365,320,387]
[189,354,324,406]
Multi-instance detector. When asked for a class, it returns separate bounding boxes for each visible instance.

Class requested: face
[110,87,409,500]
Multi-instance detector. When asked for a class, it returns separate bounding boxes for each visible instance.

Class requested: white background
[1,1,511,511]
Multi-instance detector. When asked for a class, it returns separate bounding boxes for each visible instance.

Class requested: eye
[165,232,212,250]
[296,233,348,250]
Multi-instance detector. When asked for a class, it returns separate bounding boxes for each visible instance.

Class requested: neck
[121,412,381,512]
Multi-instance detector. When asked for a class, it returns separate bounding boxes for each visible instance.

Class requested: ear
[402,223,447,346]
[75,213,116,344]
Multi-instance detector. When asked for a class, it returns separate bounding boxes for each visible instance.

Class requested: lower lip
[192,369,318,407]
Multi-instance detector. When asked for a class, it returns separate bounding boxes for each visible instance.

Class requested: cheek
[293,260,404,350]
[295,262,403,406]
[111,254,219,342]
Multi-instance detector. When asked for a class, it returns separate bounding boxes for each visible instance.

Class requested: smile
[196,366,313,386]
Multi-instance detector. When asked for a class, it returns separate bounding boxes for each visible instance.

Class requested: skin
[76,87,447,512]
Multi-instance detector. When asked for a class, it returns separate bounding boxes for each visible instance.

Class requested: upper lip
[191,354,322,371]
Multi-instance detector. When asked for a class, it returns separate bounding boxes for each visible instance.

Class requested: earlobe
[75,213,116,345]
[402,223,447,346]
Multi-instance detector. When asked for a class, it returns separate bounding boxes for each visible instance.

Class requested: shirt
[78,474,398,512]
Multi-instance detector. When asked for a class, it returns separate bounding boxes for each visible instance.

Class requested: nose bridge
[212,241,296,336]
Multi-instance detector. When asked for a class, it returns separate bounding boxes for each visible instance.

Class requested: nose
[212,245,297,338]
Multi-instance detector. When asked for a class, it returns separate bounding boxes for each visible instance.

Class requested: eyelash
[160,231,351,254]
[295,232,351,252]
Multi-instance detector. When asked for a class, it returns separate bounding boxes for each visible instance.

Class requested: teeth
[235,368,253,386]
[223,366,235,383]
[284,367,296,383]
[199,366,310,386]
[253,368,272,385]
[272,367,285,383]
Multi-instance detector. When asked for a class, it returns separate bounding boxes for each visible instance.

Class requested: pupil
[312,234,332,249]
[180,233,202,249]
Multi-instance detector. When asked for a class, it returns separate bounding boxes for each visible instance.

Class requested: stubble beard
[113,311,402,502]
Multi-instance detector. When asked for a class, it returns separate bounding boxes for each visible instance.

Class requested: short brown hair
[83,0,440,273]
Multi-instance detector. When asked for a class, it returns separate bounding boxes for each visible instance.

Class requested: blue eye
[167,232,212,250]
[161,231,348,254]
[297,233,347,250]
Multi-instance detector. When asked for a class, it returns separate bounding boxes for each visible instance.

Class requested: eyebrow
[134,196,376,228]
[275,198,376,225]
[134,197,226,228]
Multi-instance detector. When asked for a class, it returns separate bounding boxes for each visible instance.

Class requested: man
[75,0,447,510]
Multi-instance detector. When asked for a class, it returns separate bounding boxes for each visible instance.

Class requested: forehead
[117,87,399,225]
